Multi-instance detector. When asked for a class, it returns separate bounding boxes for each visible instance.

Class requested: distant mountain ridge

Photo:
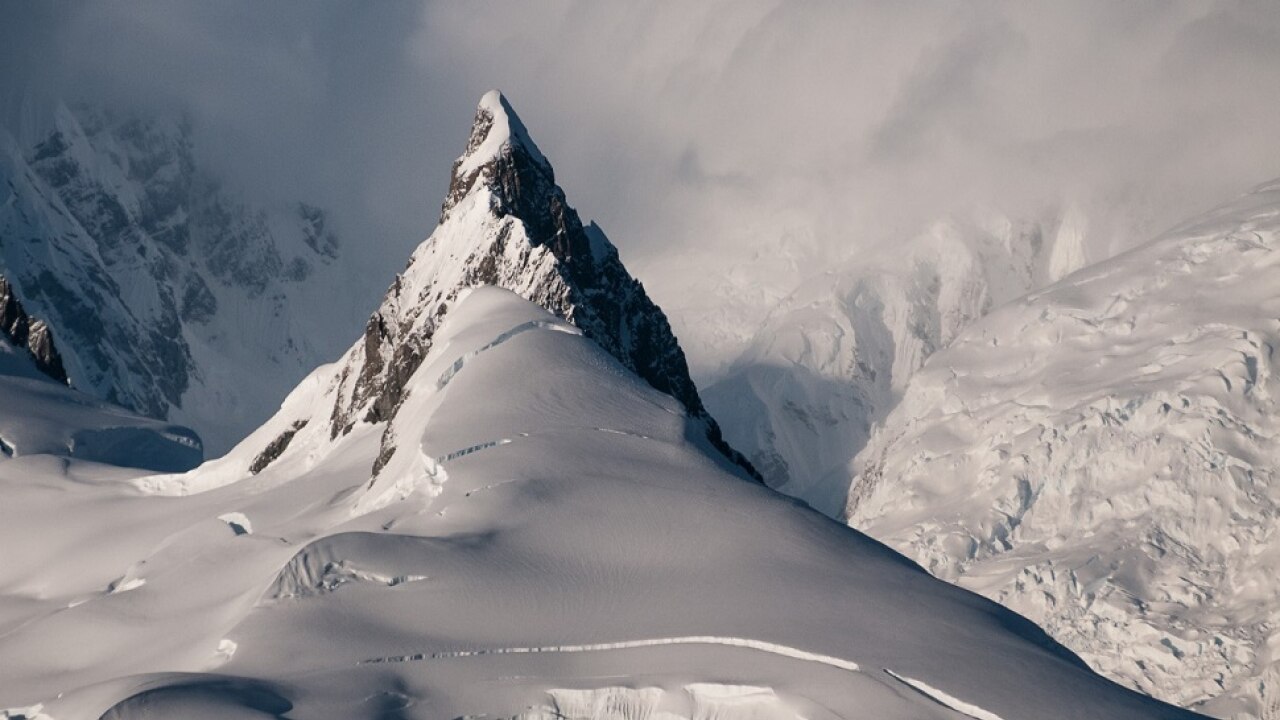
[0,103,379,454]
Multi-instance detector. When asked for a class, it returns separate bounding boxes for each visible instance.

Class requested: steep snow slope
[0,280,200,472]
[706,210,1089,515]
[0,106,378,454]
[0,285,1202,719]
[848,180,1280,718]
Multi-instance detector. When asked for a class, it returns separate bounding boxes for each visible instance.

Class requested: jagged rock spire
[442,91,552,219]
[440,90,596,275]
[314,91,760,482]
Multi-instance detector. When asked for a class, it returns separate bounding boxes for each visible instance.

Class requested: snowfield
[0,286,1202,719]
[0,92,1203,720]
[848,179,1280,718]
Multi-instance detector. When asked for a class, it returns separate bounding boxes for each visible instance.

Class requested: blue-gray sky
[5,1,1280,292]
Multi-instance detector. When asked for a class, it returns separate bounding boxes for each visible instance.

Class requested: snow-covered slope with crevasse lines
[848,179,1280,718]
[706,209,1089,515]
[0,92,1200,720]
[0,285,1201,719]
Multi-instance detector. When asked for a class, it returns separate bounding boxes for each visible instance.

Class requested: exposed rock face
[318,91,757,481]
[0,274,68,384]
[0,105,376,454]
[249,419,308,475]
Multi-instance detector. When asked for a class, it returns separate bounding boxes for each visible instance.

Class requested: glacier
[706,208,1090,515]
[848,179,1280,718]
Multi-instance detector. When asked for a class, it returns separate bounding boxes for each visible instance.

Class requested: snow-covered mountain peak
[451,90,551,184]
[440,90,592,270]
[215,91,760,485]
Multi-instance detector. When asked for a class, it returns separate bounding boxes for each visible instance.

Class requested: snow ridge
[436,319,580,389]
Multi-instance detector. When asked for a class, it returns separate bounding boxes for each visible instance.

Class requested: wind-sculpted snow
[848,180,1280,717]
[517,685,802,720]
[0,284,1199,719]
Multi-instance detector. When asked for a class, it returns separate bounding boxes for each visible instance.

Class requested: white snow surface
[848,180,1280,718]
[0,333,201,472]
[0,285,1198,719]
[706,209,1088,515]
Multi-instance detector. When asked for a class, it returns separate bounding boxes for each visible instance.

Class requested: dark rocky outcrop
[0,275,70,384]
[250,419,309,474]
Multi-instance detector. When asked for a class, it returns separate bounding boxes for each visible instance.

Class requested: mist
[5,0,1280,365]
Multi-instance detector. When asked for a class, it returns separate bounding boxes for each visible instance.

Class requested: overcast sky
[6,1,1280,318]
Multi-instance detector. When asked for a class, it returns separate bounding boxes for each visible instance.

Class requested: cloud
[5,0,1280,353]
